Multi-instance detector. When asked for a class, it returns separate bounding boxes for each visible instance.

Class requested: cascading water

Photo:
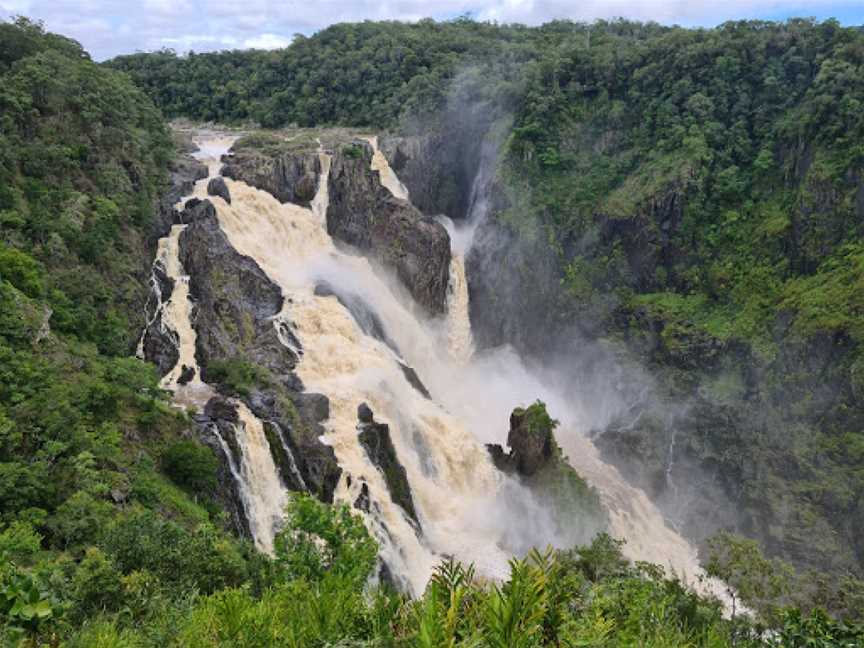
[176,131,729,603]
[230,403,288,552]
[367,136,409,200]
[149,134,290,553]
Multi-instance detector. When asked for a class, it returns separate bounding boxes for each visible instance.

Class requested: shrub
[161,440,218,493]
[274,494,377,588]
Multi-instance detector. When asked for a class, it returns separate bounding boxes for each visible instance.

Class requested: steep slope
[0,17,259,641]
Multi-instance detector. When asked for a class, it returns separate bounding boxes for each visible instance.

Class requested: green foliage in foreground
[5,494,854,647]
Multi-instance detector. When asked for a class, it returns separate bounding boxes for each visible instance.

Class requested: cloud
[0,0,861,60]
[244,33,293,50]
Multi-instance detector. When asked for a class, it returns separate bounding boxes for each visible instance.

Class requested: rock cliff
[221,138,320,207]
[327,142,451,315]
[356,403,419,527]
[177,202,341,502]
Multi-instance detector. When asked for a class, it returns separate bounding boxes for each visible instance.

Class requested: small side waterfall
[367,136,409,200]
[135,259,169,359]
[439,216,475,365]
[232,402,288,552]
[158,226,203,393]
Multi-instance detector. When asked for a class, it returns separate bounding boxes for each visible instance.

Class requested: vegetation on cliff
[0,17,258,644]
[500,18,864,583]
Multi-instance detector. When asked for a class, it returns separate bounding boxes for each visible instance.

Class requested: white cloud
[0,0,861,60]
[244,33,293,50]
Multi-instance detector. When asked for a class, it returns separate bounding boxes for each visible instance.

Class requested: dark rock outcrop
[221,146,320,207]
[178,197,216,224]
[380,99,498,221]
[399,363,431,399]
[177,365,195,385]
[141,260,178,377]
[356,403,419,526]
[178,201,298,381]
[327,142,451,315]
[197,397,250,538]
[486,405,556,478]
[141,321,178,378]
[312,281,432,398]
[314,281,400,354]
[151,138,208,242]
[207,176,231,204]
[487,403,608,546]
[137,132,205,358]
[178,203,341,503]
[246,388,341,503]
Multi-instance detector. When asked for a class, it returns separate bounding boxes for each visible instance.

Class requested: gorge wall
[378,116,864,579]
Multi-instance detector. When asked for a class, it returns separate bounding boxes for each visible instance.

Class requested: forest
[1,13,864,646]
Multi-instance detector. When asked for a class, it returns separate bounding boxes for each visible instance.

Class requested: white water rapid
[155,131,728,603]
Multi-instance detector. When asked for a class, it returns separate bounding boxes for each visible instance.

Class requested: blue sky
[1,1,862,61]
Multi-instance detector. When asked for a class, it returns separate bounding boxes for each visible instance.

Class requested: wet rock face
[178,197,216,224]
[137,138,205,357]
[197,397,251,539]
[151,147,208,242]
[178,200,297,381]
[207,176,231,204]
[327,143,451,315]
[177,201,341,503]
[245,388,341,503]
[221,147,320,207]
[356,403,419,526]
[314,281,400,354]
[141,261,179,377]
[142,323,178,378]
[379,100,497,221]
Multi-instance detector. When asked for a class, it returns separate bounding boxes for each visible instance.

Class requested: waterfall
[367,136,409,200]
[438,216,475,364]
[231,402,288,552]
[135,259,167,359]
[150,138,289,553]
[183,132,730,604]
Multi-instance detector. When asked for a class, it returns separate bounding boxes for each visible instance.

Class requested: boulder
[179,197,216,224]
[207,176,231,204]
[327,142,451,315]
[177,364,196,385]
[358,402,374,424]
